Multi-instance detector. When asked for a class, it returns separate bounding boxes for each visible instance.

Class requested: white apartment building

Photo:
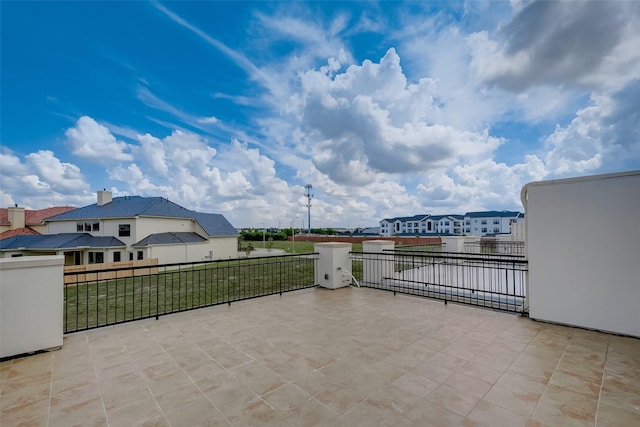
[380,211,522,237]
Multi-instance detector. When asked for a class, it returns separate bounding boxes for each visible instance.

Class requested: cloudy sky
[2,1,639,228]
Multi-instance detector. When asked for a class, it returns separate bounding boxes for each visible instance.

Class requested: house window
[481,220,487,225]
[465,228,471,233]
[113,251,121,262]
[493,227,500,233]
[137,251,143,260]
[76,221,83,232]
[465,220,470,225]
[444,221,450,226]
[481,227,488,233]
[88,252,104,264]
[119,224,131,237]
[92,221,100,231]
[129,252,134,261]
[493,219,500,224]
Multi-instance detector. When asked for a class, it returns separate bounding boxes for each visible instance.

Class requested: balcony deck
[1,287,638,426]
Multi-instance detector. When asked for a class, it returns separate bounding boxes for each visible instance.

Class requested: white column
[1,255,64,358]
[314,242,352,289]
[362,240,395,286]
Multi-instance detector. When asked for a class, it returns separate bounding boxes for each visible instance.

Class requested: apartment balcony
[2,286,638,427]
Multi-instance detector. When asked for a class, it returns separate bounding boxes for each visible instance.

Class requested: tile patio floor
[1,287,639,426]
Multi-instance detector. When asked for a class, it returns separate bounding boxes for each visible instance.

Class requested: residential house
[0,191,237,265]
[0,205,76,239]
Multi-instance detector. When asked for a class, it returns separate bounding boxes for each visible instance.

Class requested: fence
[63,254,317,333]
[463,240,525,256]
[351,250,528,313]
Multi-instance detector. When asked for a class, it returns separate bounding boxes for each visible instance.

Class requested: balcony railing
[351,250,528,313]
[463,240,525,256]
[63,254,317,333]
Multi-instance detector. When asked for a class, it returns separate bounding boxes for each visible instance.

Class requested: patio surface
[1,287,639,426]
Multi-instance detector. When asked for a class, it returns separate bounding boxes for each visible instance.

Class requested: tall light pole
[261,222,265,248]
[292,214,299,253]
[305,184,313,234]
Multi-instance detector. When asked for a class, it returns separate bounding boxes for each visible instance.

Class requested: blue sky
[2,1,639,228]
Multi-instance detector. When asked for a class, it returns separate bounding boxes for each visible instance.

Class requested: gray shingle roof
[46,196,237,236]
[133,232,207,247]
[464,211,522,218]
[0,233,126,250]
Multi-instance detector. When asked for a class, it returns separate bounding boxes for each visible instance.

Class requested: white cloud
[0,150,93,209]
[291,48,502,185]
[544,81,640,176]
[197,116,219,124]
[65,116,133,162]
[468,1,640,92]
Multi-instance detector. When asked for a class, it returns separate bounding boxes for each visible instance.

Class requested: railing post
[314,243,352,289]
[362,240,394,286]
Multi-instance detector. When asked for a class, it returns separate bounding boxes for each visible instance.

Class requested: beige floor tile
[0,394,50,426]
[425,383,479,417]
[154,382,205,413]
[464,399,528,427]
[1,371,51,395]
[444,372,492,399]
[314,383,366,415]
[3,287,639,427]
[405,399,464,426]
[341,402,412,427]
[548,369,602,398]
[530,384,598,427]
[482,384,539,417]
[599,373,640,415]
[458,361,503,384]
[99,371,153,410]
[50,381,102,413]
[0,381,50,412]
[204,380,260,417]
[164,396,227,427]
[213,350,255,370]
[226,398,284,427]
[596,402,640,427]
[336,368,388,398]
[142,361,192,396]
[264,383,313,412]
[285,398,340,427]
[49,395,107,427]
[235,362,287,396]
[106,395,161,427]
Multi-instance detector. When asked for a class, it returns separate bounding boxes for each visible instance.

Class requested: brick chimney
[7,205,25,229]
[97,189,112,206]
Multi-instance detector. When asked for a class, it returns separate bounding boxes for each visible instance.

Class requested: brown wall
[64,258,159,284]
[289,235,442,246]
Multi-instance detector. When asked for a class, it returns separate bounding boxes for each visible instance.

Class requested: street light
[261,222,266,248]
[292,214,299,253]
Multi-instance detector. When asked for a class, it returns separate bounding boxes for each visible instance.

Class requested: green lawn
[266,240,363,253]
[64,255,316,333]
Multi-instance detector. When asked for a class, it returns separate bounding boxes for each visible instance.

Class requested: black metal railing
[63,254,317,333]
[350,250,528,313]
[463,240,526,257]
[393,243,445,252]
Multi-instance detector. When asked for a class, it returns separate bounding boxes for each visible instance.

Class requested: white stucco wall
[522,170,640,337]
[0,256,64,358]
[144,236,238,264]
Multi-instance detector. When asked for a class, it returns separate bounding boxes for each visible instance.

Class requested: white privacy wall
[1,256,64,358]
[522,171,640,337]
